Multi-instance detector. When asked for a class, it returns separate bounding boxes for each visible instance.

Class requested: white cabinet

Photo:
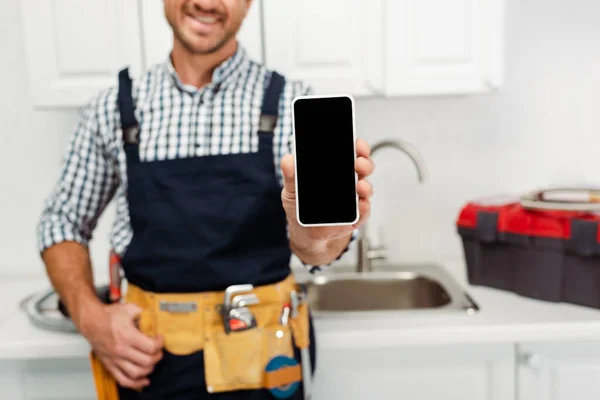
[517,341,600,400]
[0,358,96,400]
[20,0,144,109]
[261,0,504,97]
[384,0,505,96]
[7,339,600,399]
[139,0,264,68]
[20,0,263,109]
[262,0,384,96]
[20,0,505,108]
[312,343,515,400]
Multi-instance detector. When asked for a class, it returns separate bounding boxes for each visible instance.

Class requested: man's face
[164,0,251,54]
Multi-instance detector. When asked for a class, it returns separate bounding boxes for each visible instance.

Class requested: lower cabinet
[312,342,516,400]
[517,340,600,400]
[4,340,600,399]
[0,358,96,400]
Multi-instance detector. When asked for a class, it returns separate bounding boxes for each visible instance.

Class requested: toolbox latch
[476,211,499,243]
[568,219,599,256]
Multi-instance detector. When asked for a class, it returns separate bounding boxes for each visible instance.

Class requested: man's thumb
[280,154,296,196]
[280,154,295,180]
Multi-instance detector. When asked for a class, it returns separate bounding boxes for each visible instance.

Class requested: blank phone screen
[293,95,358,225]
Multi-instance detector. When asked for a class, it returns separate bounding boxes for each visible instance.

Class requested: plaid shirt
[37,45,354,270]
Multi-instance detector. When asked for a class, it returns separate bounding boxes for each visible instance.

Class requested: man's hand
[79,302,164,390]
[280,138,375,265]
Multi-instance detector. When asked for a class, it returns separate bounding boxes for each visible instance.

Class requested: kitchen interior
[2,0,600,399]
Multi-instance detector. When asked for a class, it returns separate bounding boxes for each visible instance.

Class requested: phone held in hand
[291,94,359,227]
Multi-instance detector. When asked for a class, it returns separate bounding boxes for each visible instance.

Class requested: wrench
[232,294,259,308]
[224,284,254,308]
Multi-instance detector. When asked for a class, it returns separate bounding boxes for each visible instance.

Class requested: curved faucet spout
[356,138,428,273]
[370,139,427,183]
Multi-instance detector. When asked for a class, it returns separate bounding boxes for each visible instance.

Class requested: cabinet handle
[521,353,541,369]
[364,78,383,96]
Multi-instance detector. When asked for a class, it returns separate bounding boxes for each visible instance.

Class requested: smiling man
[37,0,375,399]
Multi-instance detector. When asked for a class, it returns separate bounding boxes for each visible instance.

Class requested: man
[37,0,374,399]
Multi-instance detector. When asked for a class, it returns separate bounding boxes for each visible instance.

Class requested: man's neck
[170,39,238,88]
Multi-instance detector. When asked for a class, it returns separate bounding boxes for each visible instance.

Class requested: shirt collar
[164,43,248,94]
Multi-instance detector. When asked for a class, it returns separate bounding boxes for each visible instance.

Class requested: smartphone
[292,94,359,227]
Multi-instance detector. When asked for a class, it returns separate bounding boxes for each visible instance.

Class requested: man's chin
[179,35,228,55]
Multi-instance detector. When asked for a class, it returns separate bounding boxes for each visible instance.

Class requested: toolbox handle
[520,187,600,212]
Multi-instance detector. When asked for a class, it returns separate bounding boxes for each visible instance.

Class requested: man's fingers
[357,179,373,200]
[128,329,164,356]
[356,139,371,158]
[353,198,371,228]
[118,358,154,381]
[120,341,162,369]
[105,359,149,390]
[280,154,296,196]
[355,157,375,179]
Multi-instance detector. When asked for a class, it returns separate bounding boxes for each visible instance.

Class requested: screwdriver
[280,303,291,325]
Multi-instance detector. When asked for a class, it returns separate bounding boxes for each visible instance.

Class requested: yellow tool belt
[90,274,310,398]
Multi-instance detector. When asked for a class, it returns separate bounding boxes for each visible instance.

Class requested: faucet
[356,139,427,273]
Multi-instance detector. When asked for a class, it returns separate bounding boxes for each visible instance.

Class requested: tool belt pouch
[127,287,202,356]
[89,351,119,400]
[203,305,302,393]
[152,302,203,355]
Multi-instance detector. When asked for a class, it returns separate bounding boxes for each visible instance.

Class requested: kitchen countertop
[4,262,600,360]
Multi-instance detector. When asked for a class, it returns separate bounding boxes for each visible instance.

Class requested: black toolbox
[456,189,600,308]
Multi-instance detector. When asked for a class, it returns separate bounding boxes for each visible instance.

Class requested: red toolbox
[456,188,600,308]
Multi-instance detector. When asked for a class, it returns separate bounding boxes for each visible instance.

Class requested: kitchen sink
[303,263,479,315]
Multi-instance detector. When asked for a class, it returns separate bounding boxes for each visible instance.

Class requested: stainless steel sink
[303,263,479,315]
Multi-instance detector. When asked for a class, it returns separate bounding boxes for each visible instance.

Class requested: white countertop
[4,262,600,360]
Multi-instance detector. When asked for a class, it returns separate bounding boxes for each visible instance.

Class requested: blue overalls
[115,68,316,399]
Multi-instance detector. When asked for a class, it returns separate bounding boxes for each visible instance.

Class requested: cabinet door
[0,358,96,400]
[140,0,264,69]
[518,341,600,400]
[21,0,144,108]
[262,0,383,96]
[384,0,505,96]
[312,342,515,400]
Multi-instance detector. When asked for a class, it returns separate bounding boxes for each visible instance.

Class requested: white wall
[358,0,600,274]
[2,0,600,285]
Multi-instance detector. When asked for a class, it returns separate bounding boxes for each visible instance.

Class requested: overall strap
[117,67,140,163]
[259,71,286,134]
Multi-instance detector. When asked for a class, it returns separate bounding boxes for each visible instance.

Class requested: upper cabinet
[20,0,262,109]
[262,0,384,96]
[20,0,144,108]
[263,0,505,97]
[20,0,504,109]
[384,0,505,96]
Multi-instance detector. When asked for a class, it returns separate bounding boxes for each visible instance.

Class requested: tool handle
[109,250,122,302]
[520,187,600,212]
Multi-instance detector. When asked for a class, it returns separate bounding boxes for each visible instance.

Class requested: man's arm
[287,225,354,266]
[275,80,374,268]
[42,242,99,327]
[37,91,163,389]
[37,92,118,327]
[280,140,373,267]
